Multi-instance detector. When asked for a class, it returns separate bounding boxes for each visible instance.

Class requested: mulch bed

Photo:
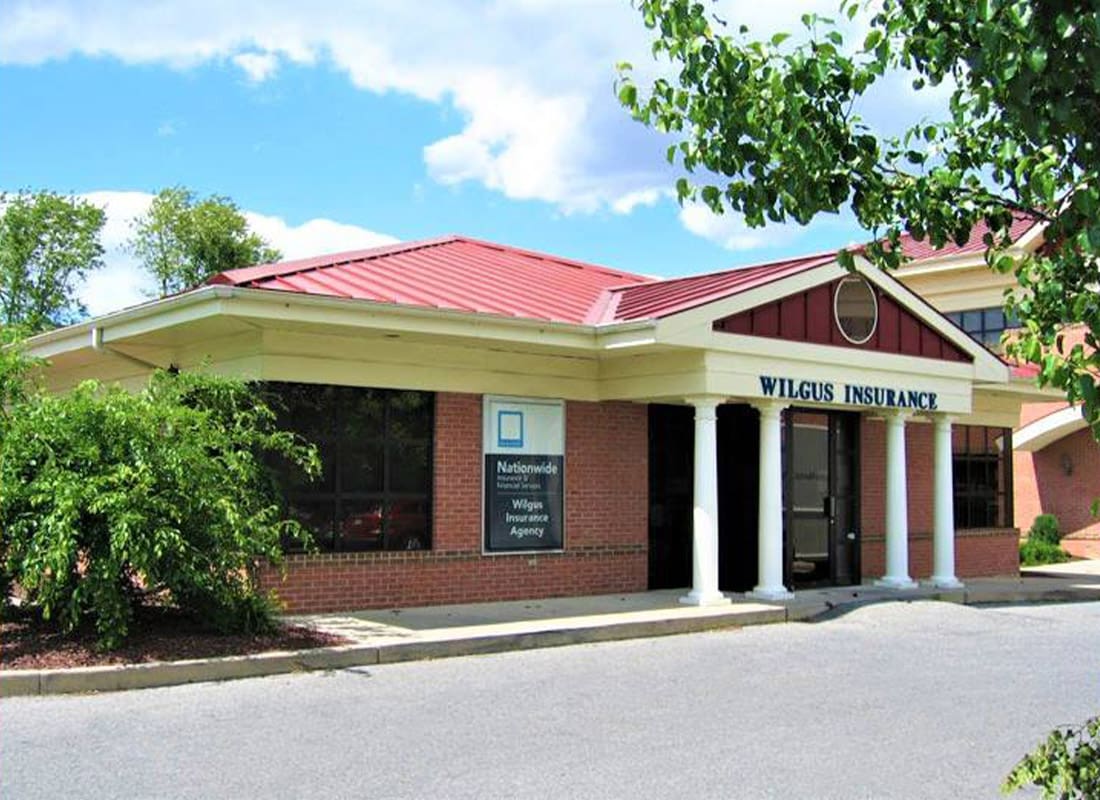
[1,605,348,671]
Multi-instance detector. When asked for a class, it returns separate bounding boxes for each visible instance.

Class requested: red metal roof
[599,252,838,322]
[208,235,651,325]
[899,214,1040,262]
[208,218,1043,328]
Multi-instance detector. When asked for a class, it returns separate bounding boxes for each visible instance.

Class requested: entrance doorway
[647,404,860,593]
[783,410,860,587]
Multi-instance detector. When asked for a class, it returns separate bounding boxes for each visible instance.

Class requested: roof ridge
[208,235,462,286]
[609,249,840,295]
[447,235,651,284]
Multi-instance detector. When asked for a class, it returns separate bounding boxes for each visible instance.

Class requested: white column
[929,414,963,588]
[748,401,793,601]
[680,396,731,606]
[875,411,917,589]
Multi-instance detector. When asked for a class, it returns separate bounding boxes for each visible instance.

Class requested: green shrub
[1003,714,1100,798]
[1019,538,1070,567]
[0,369,320,649]
[1029,514,1063,547]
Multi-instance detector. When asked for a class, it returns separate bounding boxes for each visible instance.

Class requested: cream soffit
[1014,404,1088,451]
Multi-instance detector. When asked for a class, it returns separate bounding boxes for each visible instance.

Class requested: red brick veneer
[860,418,1018,578]
[1014,426,1100,557]
[260,393,649,612]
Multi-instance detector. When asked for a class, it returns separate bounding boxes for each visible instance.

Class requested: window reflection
[262,383,434,552]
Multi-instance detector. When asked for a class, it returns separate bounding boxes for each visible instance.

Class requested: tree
[617,0,1100,434]
[130,187,281,296]
[0,365,320,649]
[0,190,106,335]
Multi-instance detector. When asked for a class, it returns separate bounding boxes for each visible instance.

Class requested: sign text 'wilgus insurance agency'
[482,397,564,552]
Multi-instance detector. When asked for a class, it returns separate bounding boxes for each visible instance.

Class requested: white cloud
[73,190,396,316]
[0,0,852,225]
[678,202,772,252]
[611,188,668,215]
[3,1,943,253]
[243,211,397,260]
[232,51,279,82]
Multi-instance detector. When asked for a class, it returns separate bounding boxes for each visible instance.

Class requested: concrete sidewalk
[4,565,1100,697]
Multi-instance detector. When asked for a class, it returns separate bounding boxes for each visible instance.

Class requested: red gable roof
[598,252,837,323]
[898,214,1040,262]
[207,218,1043,328]
[208,235,651,325]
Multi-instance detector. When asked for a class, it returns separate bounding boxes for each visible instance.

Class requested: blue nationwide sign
[484,454,564,551]
[760,375,940,411]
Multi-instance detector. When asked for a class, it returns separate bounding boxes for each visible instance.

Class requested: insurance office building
[26,233,1049,611]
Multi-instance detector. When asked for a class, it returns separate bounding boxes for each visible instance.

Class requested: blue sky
[0,0,918,317]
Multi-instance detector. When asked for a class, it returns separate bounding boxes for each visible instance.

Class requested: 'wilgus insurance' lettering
[759,375,938,411]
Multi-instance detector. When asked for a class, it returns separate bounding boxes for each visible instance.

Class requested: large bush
[0,367,319,649]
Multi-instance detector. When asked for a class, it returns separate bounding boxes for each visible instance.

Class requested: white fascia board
[1015,404,1088,451]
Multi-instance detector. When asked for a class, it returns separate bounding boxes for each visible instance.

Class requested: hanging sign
[483,397,565,552]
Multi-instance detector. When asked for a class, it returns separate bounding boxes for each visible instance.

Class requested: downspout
[90,326,166,371]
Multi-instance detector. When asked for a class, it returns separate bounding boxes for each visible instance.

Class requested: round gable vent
[834,276,878,344]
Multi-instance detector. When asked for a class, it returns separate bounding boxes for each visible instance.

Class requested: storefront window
[262,383,434,552]
[952,425,1013,528]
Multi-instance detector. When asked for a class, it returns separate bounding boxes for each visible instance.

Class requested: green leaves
[0,191,106,334]
[620,0,1100,429]
[1003,715,1100,798]
[0,369,319,649]
[129,186,282,298]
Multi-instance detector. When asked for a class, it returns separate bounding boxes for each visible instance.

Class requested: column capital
[883,408,911,423]
[930,412,956,426]
[751,399,787,419]
[684,395,725,413]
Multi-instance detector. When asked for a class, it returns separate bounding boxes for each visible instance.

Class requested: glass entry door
[783,410,860,588]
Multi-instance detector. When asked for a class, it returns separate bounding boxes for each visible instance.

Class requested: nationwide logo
[496,459,560,475]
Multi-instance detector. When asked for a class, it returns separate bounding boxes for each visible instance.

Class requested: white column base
[874,576,919,590]
[679,589,731,607]
[747,587,794,602]
[926,576,964,589]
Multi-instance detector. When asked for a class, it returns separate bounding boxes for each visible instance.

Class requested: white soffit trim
[1015,405,1088,451]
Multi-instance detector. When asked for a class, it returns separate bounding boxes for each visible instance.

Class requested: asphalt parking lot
[3,600,1098,799]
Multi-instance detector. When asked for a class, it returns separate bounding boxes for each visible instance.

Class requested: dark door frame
[782,408,861,588]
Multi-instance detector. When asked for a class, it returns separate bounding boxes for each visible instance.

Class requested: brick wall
[261,393,649,612]
[1015,427,1100,558]
[860,418,1018,579]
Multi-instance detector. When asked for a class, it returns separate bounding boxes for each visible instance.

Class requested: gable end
[712,278,973,363]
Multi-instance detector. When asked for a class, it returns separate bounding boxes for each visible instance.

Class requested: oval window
[834,276,878,344]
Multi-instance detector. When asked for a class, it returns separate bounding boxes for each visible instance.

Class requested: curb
[3,587,1098,698]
